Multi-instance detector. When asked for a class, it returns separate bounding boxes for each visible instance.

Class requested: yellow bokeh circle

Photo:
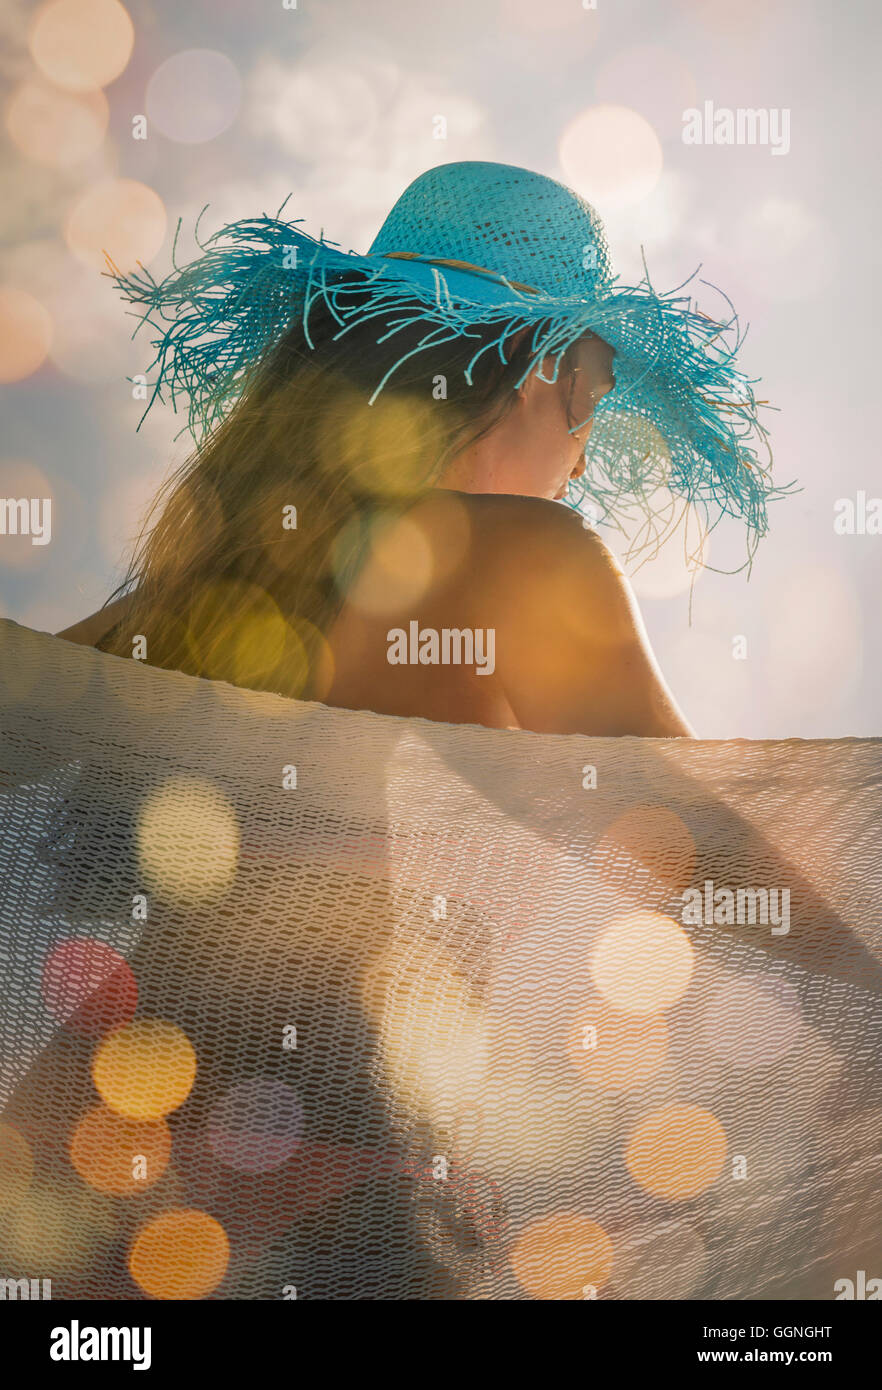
[92,1019,197,1120]
[137,775,239,906]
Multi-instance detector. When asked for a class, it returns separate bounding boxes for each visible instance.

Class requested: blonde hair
[100,282,575,698]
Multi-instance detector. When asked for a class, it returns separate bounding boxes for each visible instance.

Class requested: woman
[59,161,786,736]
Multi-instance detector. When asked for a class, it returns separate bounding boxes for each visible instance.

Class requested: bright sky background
[1,0,879,736]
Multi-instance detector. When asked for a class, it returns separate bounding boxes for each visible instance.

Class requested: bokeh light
[704,976,808,1068]
[336,511,434,616]
[209,612,335,712]
[47,271,136,384]
[42,937,138,1035]
[559,104,663,208]
[336,491,474,611]
[567,998,668,1091]
[208,1079,303,1173]
[509,1211,614,1299]
[625,1104,727,1200]
[92,1018,197,1120]
[0,241,104,384]
[322,389,445,499]
[28,0,134,93]
[452,1071,593,1178]
[146,49,242,144]
[128,1208,229,1299]
[328,493,472,621]
[0,1122,34,1211]
[64,178,167,273]
[10,1182,116,1273]
[4,81,109,167]
[590,910,694,1015]
[137,775,239,906]
[69,1103,172,1194]
[186,582,298,688]
[593,804,696,903]
[362,937,489,1128]
[0,286,53,382]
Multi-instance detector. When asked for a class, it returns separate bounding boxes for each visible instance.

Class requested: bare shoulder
[450,493,693,735]
[453,493,638,638]
[452,491,619,561]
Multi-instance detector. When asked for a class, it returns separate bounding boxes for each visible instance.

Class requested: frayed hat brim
[107,203,796,572]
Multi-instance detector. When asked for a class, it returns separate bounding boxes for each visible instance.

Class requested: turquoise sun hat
[108,159,794,570]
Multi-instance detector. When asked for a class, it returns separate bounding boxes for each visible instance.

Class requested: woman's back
[58,493,689,736]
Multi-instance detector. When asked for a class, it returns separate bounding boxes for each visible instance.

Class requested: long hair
[99,276,582,700]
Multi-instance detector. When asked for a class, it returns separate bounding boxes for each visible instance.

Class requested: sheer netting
[0,619,880,1301]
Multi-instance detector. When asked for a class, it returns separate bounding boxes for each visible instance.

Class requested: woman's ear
[517,351,563,403]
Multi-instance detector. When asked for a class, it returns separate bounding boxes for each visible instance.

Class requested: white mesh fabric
[0,619,880,1301]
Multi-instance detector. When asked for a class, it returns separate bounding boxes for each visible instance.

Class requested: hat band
[377,251,540,297]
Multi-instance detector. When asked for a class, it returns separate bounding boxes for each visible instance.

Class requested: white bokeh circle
[146,49,242,144]
[560,104,663,209]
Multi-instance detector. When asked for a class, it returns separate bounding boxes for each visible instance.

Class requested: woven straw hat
[110,159,794,566]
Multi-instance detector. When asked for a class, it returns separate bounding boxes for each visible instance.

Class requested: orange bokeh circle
[129,1208,229,1299]
[509,1211,614,1299]
[625,1104,727,1201]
